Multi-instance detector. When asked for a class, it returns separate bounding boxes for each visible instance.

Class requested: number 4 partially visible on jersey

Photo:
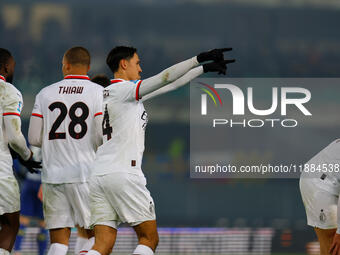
[102,104,113,140]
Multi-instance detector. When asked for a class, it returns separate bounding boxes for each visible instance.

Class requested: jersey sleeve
[141,66,203,102]
[108,80,142,103]
[138,56,199,99]
[2,85,24,117]
[31,92,43,118]
[135,80,142,100]
[94,87,104,117]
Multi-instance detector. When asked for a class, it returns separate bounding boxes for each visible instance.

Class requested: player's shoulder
[104,79,130,95]
[36,80,64,97]
[107,79,140,90]
[85,80,104,92]
[0,80,22,99]
[104,79,140,102]
[129,79,142,85]
[323,139,340,159]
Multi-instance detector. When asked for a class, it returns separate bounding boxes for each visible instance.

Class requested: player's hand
[18,151,42,174]
[203,59,236,75]
[197,48,232,63]
[330,233,340,255]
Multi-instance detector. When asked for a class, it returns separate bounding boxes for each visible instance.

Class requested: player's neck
[114,71,129,81]
[63,67,88,77]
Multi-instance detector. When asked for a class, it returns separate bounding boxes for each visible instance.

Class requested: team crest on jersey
[103,89,109,98]
[319,209,326,223]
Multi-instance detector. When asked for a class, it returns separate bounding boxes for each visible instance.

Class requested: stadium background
[2,0,340,254]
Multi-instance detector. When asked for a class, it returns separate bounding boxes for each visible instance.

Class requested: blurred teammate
[87,46,235,255]
[28,47,103,255]
[0,48,41,255]
[300,139,340,255]
[91,74,110,88]
[14,146,47,255]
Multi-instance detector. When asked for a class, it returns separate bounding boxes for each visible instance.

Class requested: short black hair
[0,48,12,70]
[106,46,137,74]
[64,46,90,66]
[91,74,110,88]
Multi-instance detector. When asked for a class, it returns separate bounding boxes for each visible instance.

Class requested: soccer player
[0,48,41,255]
[300,139,340,255]
[14,146,47,255]
[28,47,103,255]
[87,46,235,255]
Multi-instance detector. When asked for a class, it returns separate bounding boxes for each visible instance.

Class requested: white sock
[87,250,101,255]
[133,244,154,255]
[75,237,88,255]
[0,248,10,255]
[47,243,68,255]
[80,237,95,254]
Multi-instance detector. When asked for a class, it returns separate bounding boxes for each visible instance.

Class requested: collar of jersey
[0,75,5,82]
[64,75,90,80]
[110,79,125,84]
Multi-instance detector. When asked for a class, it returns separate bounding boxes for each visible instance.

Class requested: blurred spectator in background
[91,74,110,88]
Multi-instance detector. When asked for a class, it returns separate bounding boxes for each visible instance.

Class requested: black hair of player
[0,48,12,71]
[91,74,110,88]
[106,46,137,74]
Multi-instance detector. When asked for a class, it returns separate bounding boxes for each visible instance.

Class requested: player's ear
[4,63,9,75]
[120,59,128,70]
[64,63,69,72]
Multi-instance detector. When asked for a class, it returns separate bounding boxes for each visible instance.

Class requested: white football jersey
[32,75,103,183]
[301,139,340,195]
[0,75,24,178]
[93,79,147,177]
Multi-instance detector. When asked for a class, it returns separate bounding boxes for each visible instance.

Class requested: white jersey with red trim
[0,75,24,178]
[300,139,340,196]
[32,75,103,183]
[92,78,147,177]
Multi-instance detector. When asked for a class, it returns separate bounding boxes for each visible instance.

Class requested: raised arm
[141,66,203,102]
[141,58,235,101]
[139,57,199,98]
[139,48,233,99]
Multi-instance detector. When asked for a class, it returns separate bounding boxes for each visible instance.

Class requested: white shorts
[0,176,20,215]
[300,177,338,229]
[42,182,91,229]
[89,173,156,229]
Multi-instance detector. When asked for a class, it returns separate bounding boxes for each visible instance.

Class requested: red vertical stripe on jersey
[32,113,43,118]
[0,75,5,82]
[136,80,142,100]
[64,75,90,80]
[94,112,102,117]
[3,112,20,116]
